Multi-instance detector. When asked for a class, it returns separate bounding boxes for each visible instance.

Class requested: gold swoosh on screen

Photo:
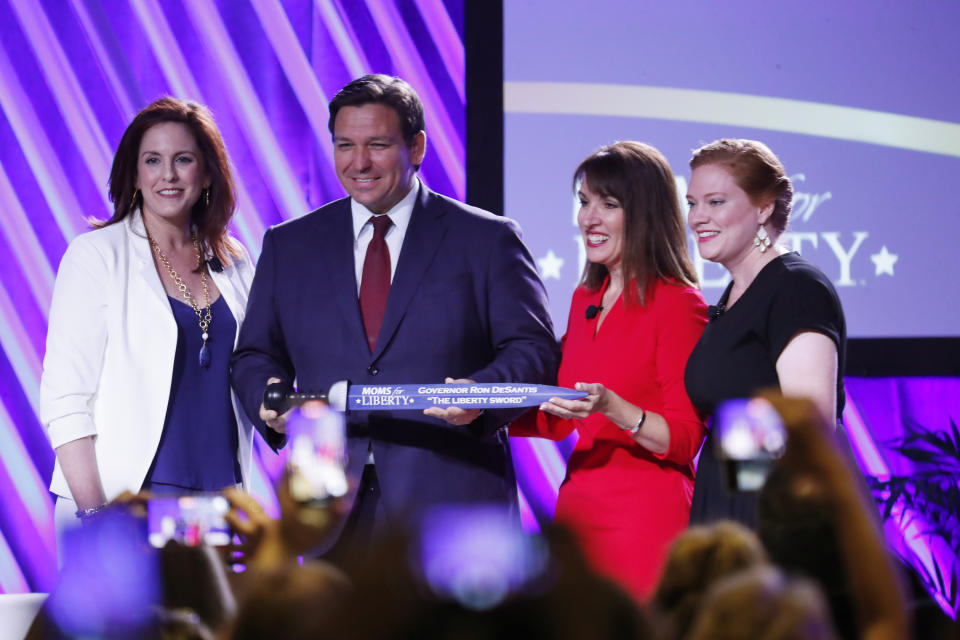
[504,81,960,158]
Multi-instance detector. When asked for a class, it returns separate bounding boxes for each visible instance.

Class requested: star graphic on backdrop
[537,249,564,280]
[870,246,898,276]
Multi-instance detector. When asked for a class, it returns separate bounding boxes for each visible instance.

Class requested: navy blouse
[144,295,240,493]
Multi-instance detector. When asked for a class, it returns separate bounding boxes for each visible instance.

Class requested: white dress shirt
[350,179,419,464]
[351,179,419,292]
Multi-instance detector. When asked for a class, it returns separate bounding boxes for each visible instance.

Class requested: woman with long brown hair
[512,141,708,601]
[40,97,256,552]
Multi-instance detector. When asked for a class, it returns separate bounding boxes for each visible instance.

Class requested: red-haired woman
[684,138,847,527]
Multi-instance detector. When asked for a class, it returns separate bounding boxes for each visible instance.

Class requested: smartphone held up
[286,400,349,505]
[147,494,232,548]
[714,397,788,492]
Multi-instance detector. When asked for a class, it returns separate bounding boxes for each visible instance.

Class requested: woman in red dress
[511,141,708,601]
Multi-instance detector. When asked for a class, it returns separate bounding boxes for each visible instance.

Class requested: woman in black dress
[683,139,846,527]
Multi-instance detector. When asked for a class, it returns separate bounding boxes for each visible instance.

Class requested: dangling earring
[130,188,140,212]
[754,225,772,253]
[203,188,210,209]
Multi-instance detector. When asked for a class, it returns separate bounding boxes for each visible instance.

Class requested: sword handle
[263,382,329,414]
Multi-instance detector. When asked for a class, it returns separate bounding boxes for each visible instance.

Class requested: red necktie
[359,215,393,352]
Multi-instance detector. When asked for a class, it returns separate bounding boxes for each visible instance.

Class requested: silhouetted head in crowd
[228,561,352,640]
[758,463,858,639]
[650,520,770,640]
[158,541,236,633]
[28,515,238,639]
[147,608,214,640]
[325,524,655,640]
[686,565,838,640]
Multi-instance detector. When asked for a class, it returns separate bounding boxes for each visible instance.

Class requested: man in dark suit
[231,75,560,557]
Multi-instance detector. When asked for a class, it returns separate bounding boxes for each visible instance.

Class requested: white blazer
[40,211,256,501]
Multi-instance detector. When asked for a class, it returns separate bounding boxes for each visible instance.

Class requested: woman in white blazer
[40,97,256,549]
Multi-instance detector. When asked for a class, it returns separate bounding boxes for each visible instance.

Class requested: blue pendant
[199,342,211,368]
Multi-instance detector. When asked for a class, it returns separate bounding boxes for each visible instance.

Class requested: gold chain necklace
[148,231,214,368]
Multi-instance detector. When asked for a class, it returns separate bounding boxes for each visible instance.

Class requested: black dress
[684,252,846,527]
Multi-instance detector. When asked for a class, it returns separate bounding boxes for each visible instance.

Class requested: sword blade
[345,383,586,411]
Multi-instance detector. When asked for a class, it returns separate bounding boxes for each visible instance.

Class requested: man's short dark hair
[328,74,425,147]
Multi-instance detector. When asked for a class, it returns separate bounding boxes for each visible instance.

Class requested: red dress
[512,278,708,601]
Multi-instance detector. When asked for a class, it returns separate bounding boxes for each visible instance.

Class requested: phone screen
[286,400,349,504]
[147,494,231,548]
[713,397,787,491]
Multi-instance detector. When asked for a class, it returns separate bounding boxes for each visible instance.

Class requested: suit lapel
[315,201,370,351]
[373,187,448,359]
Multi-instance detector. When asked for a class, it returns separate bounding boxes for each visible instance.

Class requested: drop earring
[130,188,140,213]
[754,225,771,253]
[203,188,210,208]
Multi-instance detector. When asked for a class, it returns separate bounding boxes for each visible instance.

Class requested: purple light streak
[181,0,310,219]
[0,530,29,593]
[0,44,89,241]
[0,403,55,549]
[248,450,282,521]
[0,408,56,591]
[129,0,200,101]
[320,0,372,77]
[518,486,537,532]
[413,0,465,101]
[129,0,266,254]
[69,0,138,120]
[9,0,114,202]
[842,394,889,476]
[0,164,55,317]
[510,437,567,528]
[0,279,42,406]
[364,0,465,197]
[248,0,337,160]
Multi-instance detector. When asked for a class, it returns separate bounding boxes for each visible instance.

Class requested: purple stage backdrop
[0,0,957,620]
[0,0,468,594]
[504,0,959,617]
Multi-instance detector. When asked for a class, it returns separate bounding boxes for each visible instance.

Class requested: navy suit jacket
[231,184,560,533]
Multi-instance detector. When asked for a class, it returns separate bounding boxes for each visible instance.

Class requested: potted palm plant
[866,417,960,617]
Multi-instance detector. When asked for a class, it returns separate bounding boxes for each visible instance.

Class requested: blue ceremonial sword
[263,381,587,413]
